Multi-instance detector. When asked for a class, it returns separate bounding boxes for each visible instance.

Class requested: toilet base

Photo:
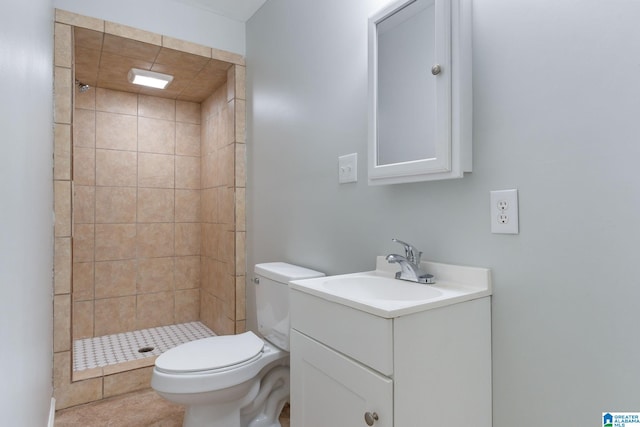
[183,398,251,427]
[241,366,289,427]
[184,401,246,427]
[157,379,259,427]
[155,362,290,427]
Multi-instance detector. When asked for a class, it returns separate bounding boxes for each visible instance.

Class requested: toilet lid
[155,331,265,374]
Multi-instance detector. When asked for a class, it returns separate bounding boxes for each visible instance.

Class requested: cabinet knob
[364,411,379,426]
[431,64,441,75]
[253,277,260,284]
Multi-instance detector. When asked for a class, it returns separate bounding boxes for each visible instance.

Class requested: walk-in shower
[52,10,247,409]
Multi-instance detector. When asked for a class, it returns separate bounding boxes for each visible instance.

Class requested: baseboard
[48,397,55,427]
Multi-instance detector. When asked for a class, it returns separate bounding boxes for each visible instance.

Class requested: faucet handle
[413,249,423,265]
[391,238,422,264]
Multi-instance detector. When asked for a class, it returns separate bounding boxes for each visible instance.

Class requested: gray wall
[0,1,54,424]
[246,0,640,425]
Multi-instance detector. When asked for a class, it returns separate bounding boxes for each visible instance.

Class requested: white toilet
[151,262,324,427]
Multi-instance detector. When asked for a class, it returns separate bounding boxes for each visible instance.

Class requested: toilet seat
[152,337,288,396]
[155,332,265,374]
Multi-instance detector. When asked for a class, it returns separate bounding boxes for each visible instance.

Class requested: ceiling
[171,0,268,22]
[74,27,232,102]
[74,1,268,102]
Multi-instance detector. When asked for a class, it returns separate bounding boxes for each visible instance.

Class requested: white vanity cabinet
[290,283,492,427]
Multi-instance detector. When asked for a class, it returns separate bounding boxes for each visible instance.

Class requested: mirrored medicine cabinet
[368,0,472,185]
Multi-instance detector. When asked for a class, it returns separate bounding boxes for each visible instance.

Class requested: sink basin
[289,256,492,318]
[321,275,442,302]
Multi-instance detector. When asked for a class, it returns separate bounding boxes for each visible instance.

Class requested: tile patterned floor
[54,389,291,427]
[74,322,215,372]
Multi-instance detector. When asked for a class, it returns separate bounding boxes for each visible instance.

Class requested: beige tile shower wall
[200,65,246,335]
[53,19,79,408]
[231,64,247,335]
[54,17,104,411]
[72,87,202,340]
[230,64,247,335]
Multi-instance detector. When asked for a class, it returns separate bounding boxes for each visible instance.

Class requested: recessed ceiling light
[128,68,174,89]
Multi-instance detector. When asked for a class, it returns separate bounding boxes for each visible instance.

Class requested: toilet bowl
[151,262,324,427]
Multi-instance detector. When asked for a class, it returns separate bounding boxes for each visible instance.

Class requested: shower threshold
[72,321,215,381]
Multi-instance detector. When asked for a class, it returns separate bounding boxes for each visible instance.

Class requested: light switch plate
[490,189,519,234]
[338,153,358,184]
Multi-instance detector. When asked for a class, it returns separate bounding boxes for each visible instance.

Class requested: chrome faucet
[386,239,435,284]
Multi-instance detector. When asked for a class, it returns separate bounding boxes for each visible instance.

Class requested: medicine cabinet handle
[364,411,379,425]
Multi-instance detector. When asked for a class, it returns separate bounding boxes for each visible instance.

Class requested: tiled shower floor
[73,321,215,373]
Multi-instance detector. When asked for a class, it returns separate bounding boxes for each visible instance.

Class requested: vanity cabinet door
[290,330,393,427]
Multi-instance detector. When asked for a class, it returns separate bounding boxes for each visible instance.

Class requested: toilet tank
[254,262,324,351]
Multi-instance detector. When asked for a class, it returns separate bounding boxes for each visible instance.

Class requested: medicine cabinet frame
[367,0,472,185]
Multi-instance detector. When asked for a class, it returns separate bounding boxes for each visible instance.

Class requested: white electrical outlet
[338,153,358,184]
[491,189,519,234]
